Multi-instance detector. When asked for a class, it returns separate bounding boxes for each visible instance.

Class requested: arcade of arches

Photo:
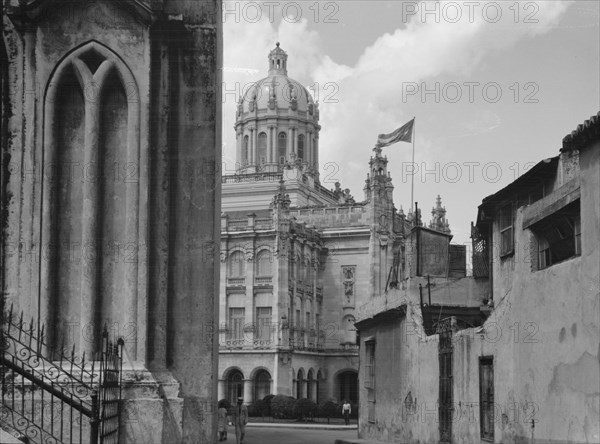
[223,368,275,405]
[221,367,358,405]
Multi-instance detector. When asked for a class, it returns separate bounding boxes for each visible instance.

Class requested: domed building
[218,44,449,408]
[235,42,320,177]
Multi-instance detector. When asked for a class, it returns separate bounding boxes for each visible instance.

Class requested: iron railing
[1,305,124,444]
[471,222,489,278]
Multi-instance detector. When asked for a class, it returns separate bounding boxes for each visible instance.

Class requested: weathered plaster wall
[2,0,221,442]
[481,151,600,443]
[321,232,369,344]
[356,143,599,444]
[358,312,440,444]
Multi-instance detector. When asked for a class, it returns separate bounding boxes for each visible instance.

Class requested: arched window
[256,250,272,276]
[243,135,249,165]
[227,370,244,405]
[296,369,305,399]
[307,369,315,400]
[297,134,305,161]
[316,370,323,403]
[278,132,287,164]
[254,370,271,401]
[258,132,267,164]
[228,251,246,277]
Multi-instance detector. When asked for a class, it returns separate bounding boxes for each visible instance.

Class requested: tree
[318,400,338,424]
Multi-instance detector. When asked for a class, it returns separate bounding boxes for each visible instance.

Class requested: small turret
[268,42,288,75]
[429,195,451,233]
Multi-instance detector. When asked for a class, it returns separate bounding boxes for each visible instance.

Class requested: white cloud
[223,0,572,209]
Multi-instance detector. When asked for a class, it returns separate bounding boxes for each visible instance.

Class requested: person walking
[232,397,248,444]
[217,401,229,441]
[342,400,351,425]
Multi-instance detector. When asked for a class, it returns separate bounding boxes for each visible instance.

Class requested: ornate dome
[234,43,321,178]
[236,43,319,121]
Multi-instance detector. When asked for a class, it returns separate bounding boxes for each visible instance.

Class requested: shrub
[218,399,232,411]
[250,399,269,418]
[246,403,257,417]
[262,394,275,416]
[294,398,318,421]
[350,402,359,419]
[318,400,339,424]
[271,395,297,419]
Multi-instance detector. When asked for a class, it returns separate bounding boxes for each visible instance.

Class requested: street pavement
[224,425,358,444]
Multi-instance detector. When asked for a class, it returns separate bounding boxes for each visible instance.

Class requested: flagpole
[411,117,416,214]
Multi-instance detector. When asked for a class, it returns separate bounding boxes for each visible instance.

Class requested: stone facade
[355,113,600,444]
[218,44,421,407]
[1,1,221,442]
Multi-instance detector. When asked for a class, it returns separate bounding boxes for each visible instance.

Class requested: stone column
[218,379,226,401]
[272,354,279,394]
[245,239,255,346]
[236,130,242,170]
[219,238,228,347]
[147,41,172,370]
[77,61,102,357]
[314,134,319,179]
[304,133,312,167]
[308,131,313,169]
[289,127,295,156]
[250,128,255,165]
[253,126,258,165]
[266,126,272,163]
[243,379,253,404]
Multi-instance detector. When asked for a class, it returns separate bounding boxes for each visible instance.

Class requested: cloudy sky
[222,0,599,245]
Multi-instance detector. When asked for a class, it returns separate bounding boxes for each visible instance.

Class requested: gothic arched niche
[52,65,85,353]
[42,41,140,357]
[97,69,128,334]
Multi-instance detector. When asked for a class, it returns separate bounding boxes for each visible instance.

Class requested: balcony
[227,219,248,231]
[219,337,275,350]
[225,218,274,232]
[286,338,359,354]
[226,277,246,287]
[254,276,272,286]
[221,339,245,349]
[255,218,273,230]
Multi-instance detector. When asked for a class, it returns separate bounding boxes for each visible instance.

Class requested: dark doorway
[337,370,358,403]
[254,369,271,401]
[438,318,453,443]
[479,357,494,441]
[227,370,244,405]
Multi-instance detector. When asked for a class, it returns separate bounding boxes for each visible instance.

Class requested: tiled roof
[562,111,600,151]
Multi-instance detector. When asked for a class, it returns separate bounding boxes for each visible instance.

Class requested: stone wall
[1,0,221,442]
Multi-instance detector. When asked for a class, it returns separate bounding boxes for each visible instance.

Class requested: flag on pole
[377,118,415,147]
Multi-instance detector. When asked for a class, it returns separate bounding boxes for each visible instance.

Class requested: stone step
[0,423,27,443]
[334,439,388,444]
